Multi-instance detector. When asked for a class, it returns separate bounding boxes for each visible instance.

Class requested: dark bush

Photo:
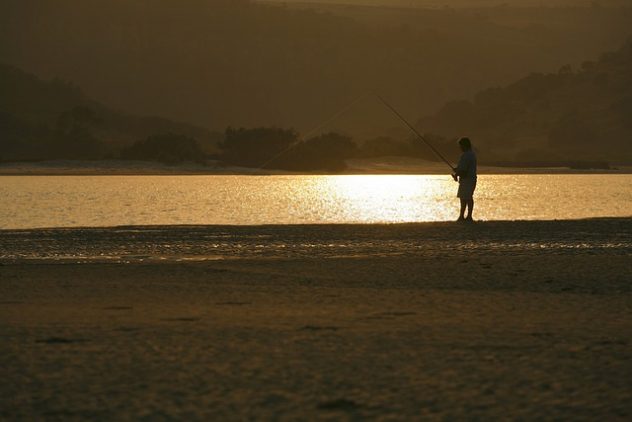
[279,132,358,172]
[220,126,299,168]
[121,133,206,164]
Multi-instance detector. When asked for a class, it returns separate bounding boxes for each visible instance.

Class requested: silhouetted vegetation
[50,107,106,159]
[0,62,220,161]
[356,133,460,164]
[419,42,632,163]
[2,1,632,167]
[0,111,49,161]
[220,127,356,171]
[221,127,299,168]
[280,132,358,172]
[358,136,412,158]
[121,134,207,165]
[1,0,629,134]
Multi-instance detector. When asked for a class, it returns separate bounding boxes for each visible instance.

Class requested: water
[0,175,631,229]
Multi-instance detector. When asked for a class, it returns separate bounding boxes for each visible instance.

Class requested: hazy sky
[1,0,630,163]
[260,0,623,6]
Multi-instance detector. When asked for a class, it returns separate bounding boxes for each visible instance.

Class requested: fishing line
[256,90,454,172]
[258,92,369,170]
[374,93,454,170]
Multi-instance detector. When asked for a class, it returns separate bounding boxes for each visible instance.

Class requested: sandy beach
[1,219,631,419]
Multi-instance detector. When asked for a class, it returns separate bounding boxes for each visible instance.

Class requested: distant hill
[1,0,630,139]
[418,42,632,163]
[260,1,630,7]
[0,63,220,161]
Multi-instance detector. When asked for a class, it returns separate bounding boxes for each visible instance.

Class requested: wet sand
[1,219,631,419]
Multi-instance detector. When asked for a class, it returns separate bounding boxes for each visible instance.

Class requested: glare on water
[0,175,630,229]
[321,175,454,222]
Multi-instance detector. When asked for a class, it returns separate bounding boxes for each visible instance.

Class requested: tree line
[1,61,449,171]
[117,126,459,171]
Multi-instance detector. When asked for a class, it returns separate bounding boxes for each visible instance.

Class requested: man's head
[458,137,472,152]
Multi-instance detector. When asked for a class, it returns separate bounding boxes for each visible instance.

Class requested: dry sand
[1,220,631,419]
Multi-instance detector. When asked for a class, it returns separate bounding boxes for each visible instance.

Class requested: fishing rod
[374,93,454,171]
[257,91,454,171]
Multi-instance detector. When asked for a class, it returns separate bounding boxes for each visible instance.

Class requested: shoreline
[2,218,631,263]
[1,159,631,176]
[2,169,630,176]
[2,215,631,231]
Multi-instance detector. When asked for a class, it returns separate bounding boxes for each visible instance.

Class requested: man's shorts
[457,178,477,200]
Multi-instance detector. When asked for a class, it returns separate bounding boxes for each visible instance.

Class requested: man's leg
[458,198,467,220]
[466,199,474,220]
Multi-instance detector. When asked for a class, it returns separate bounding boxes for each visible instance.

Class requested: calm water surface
[1,175,631,229]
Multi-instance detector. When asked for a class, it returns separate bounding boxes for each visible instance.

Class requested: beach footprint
[362,311,417,320]
[103,306,133,311]
[378,311,416,317]
[317,398,360,412]
[161,317,201,322]
[216,301,251,306]
[300,325,340,331]
[36,337,88,345]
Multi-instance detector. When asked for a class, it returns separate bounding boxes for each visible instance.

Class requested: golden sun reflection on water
[1,174,631,229]
[318,175,455,223]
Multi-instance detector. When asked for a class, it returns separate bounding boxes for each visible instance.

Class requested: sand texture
[1,219,631,419]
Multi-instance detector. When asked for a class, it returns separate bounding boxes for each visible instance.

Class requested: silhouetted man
[452,137,477,222]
